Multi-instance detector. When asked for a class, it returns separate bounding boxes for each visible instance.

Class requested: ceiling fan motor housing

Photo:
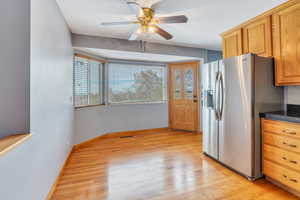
[138,8,154,26]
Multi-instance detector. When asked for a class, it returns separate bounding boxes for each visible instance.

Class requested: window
[73,54,168,107]
[73,54,104,107]
[108,62,167,104]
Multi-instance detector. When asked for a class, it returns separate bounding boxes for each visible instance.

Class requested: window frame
[73,53,106,109]
[107,61,168,105]
[73,54,168,109]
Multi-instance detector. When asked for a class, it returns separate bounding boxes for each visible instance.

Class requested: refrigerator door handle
[219,73,224,120]
[214,72,220,120]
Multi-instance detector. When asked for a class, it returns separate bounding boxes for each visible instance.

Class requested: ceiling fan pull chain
[140,40,146,53]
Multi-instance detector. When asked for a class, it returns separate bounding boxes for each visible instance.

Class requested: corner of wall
[284,86,300,106]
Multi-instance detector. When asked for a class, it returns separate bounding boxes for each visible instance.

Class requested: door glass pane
[174,70,181,99]
[184,68,194,99]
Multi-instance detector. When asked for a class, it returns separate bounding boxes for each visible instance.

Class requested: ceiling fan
[101,0,189,41]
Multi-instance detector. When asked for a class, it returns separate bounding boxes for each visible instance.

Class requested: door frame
[168,61,201,132]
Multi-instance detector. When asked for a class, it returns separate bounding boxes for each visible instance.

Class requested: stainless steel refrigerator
[201,54,283,180]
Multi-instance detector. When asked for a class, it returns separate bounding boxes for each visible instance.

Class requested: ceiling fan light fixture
[141,25,148,33]
[150,19,157,25]
[148,26,156,33]
[137,27,142,34]
[139,9,145,17]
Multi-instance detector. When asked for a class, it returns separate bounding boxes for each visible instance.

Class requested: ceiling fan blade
[151,0,202,13]
[101,21,138,26]
[152,25,173,40]
[128,28,140,40]
[126,0,142,16]
[155,15,188,24]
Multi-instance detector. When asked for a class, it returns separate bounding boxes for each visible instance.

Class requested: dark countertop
[260,104,300,124]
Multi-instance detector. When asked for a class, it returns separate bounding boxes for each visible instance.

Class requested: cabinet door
[273,3,300,85]
[243,16,272,57]
[222,29,243,59]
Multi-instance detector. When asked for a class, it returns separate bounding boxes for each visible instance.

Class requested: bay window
[73,54,167,107]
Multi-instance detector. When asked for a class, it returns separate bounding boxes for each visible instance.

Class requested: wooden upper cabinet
[243,16,272,57]
[222,29,243,59]
[220,0,300,86]
[273,3,300,85]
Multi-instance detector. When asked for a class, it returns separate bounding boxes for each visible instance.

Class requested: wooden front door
[169,62,199,132]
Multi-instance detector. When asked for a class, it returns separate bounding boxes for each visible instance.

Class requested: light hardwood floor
[51,130,299,200]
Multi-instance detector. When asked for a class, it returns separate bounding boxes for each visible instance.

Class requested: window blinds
[73,56,102,107]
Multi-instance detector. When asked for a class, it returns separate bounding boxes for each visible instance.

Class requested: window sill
[0,133,31,156]
[75,104,105,109]
[74,101,168,109]
[108,101,168,106]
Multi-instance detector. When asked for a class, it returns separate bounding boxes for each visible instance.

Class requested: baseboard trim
[45,148,73,200]
[266,176,300,198]
[74,127,170,149]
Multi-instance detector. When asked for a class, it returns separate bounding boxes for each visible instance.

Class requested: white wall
[75,103,168,144]
[0,0,30,138]
[285,87,300,105]
[0,0,74,199]
[74,58,204,144]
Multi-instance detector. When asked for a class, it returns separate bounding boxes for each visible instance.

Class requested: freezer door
[202,61,219,160]
[218,55,254,178]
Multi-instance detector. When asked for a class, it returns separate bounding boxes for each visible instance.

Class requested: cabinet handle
[290,179,298,183]
[282,157,298,164]
[283,130,297,135]
[289,160,298,164]
[282,142,297,148]
[283,174,288,179]
[288,144,297,148]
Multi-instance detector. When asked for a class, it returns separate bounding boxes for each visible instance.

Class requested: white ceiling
[74,47,200,62]
[57,0,287,50]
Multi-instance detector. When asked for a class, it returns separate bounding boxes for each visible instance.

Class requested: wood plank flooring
[51,130,299,200]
